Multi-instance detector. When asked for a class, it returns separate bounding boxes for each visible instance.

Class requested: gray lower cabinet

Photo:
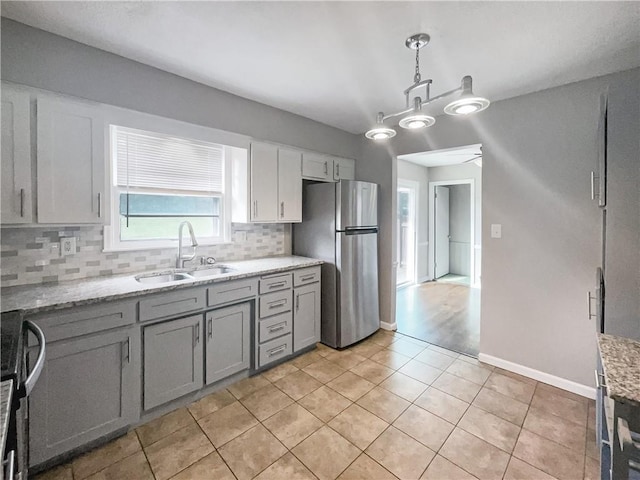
[143,315,203,411]
[29,327,139,466]
[205,303,250,384]
[293,282,321,352]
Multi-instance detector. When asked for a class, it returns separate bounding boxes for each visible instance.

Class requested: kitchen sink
[185,266,235,277]
[135,272,192,284]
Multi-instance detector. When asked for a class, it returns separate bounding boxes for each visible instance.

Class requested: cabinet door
[143,315,203,410]
[205,303,250,384]
[293,282,321,352]
[250,142,278,222]
[277,148,302,222]
[37,96,105,224]
[30,328,139,466]
[302,153,333,182]
[1,87,33,224]
[334,157,356,181]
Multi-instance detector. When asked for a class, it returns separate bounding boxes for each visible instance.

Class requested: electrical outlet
[61,237,77,256]
[491,224,502,239]
[234,231,247,242]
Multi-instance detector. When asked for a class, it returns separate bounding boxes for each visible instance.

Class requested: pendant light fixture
[365,33,490,140]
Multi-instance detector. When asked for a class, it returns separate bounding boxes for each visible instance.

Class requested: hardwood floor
[396,282,480,356]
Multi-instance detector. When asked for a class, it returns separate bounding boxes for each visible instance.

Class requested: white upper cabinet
[333,157,356,181]
[1,86,33,224]
[277,148,302,222]
[250,142,279,222]
[302,152,334,182]
[37,96,105,224]
[233,142,303,223]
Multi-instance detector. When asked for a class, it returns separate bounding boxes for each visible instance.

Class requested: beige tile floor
[35,330,599,480]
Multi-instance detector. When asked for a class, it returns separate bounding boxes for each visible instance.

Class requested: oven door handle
[24,320,46,397]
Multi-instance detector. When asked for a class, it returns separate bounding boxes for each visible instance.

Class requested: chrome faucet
[176,221,198,268]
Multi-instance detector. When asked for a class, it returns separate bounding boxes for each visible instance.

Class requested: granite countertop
[598,333,640,407]
[0,255,323,315]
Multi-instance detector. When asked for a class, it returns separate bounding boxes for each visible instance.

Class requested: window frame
[103,118,237,252]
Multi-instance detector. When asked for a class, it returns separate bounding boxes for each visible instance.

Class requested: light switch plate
[491,224,502,238]
[61,237,77,256]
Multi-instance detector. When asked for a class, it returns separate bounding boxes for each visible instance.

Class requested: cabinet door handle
[268,345,287,357]
[296,294,300,311]
[280,201,284,218]
[590,171,600,200]
[336,163,340,178]
[588,292,597,319]
[207,319,213,340]
[194,324,200,346]
[253,200,258,218]
[594,369,606,389]
[19,188,25,217]
[122,339,130,366]
[97,193,102,218]
[324,161,328,175]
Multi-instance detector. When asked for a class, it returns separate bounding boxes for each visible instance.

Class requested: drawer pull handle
[268,300,287,309]
[269,282,287,289]
[300,275,315,281]
[268,323,286,333]
[268,345,287,357]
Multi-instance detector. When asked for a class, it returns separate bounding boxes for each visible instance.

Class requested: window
[106,125,230,250]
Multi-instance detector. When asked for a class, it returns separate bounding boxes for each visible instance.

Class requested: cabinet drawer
[139,288,206,322]
[207,278,258,307]
[258,334,293,368]
[27,300,136,344]
[259,290,292,318]
[293,267,321,287]
[259,273,292,294]
[259,312,292,343]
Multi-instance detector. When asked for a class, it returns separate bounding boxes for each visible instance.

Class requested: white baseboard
[478,353,596,400]
[380,321,397,331]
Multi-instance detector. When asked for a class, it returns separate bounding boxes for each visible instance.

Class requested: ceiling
[399,144,482,167]
[2,2,639,134]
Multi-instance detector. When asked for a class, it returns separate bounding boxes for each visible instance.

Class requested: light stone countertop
[598,333,640,407]
[0,255,322,315]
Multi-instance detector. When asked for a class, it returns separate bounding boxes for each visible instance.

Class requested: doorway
[396,180,418,287]
[430,180,475,286]
[395,144,482,356]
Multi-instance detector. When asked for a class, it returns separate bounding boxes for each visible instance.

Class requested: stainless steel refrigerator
[293,180,380,348]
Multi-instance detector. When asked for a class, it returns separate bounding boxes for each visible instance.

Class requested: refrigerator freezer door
[336,181,378,230]
[335,230,380,347]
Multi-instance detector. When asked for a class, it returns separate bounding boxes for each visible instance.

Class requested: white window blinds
[114,126,224,193]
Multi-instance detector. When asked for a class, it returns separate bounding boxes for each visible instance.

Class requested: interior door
[435,186,450,279]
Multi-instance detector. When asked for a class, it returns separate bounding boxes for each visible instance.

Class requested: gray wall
[448,184,471,276]
[360,67,639,387]
[397,160,429,282]
[0,18,360,159]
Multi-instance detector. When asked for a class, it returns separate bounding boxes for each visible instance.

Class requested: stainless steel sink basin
[186,266,234,277]
[135,272,192,284]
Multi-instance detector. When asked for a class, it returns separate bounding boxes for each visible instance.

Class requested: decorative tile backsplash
[0,224,286,287]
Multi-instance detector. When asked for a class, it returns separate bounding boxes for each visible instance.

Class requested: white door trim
[397,179,419,286]
[428,179,475,283]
